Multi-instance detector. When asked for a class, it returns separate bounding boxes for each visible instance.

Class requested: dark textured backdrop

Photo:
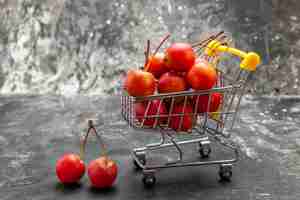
[0,0,278,95]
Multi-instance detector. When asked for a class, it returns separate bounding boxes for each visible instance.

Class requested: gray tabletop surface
[0,95,299,200]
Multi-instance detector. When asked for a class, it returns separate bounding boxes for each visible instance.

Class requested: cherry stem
[80,120,107,160]
[191,31,225,48]
[144,39,151,68]
[153,33,171,56]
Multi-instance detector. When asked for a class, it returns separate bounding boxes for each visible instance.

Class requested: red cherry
[193,92,223,113]
[88,156,118,189]
[56,153,85,184]
[145,53,168,79]
[186,62,217,90]
[135,100,168,126]
[124,69,156,97]
[165,43,196,72]
[158,72,187,94]
[169,103,195,132]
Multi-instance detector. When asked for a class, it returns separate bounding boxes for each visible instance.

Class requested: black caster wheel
[133,158,145,170]
[199,141,211,158]
[219,164,232,181]
[142,174,156,188]
[133,152,146,170]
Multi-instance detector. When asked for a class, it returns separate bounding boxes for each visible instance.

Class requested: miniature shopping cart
[121,35,260,187]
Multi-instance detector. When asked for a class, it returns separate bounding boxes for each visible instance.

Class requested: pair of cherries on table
[56,120,118,189]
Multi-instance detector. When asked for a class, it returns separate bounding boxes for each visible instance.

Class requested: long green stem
[192,31,225,48]
[80,120,107,160]
[144,40,151,68]
[153,33,171,56]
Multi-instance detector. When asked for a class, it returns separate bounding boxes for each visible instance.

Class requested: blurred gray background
[0,0,296,96]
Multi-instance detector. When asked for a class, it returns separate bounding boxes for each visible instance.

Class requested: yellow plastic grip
[205,40,261,71]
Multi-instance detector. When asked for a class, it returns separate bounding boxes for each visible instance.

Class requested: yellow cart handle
[205,40,261,72]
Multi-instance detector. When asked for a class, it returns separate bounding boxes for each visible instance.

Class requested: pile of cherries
[123,34,223,131]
